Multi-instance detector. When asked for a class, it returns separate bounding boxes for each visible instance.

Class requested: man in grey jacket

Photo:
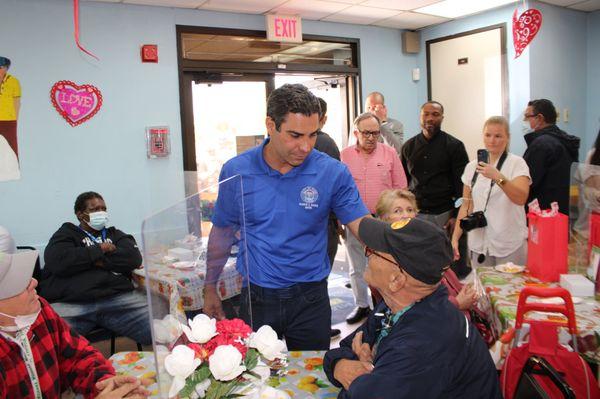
[366,91,403,155]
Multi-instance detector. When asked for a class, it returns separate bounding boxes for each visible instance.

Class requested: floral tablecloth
[133,257,241,315]
[110,351,340,398]
[478,266,600,362]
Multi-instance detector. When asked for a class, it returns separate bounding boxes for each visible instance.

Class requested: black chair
[85,327,143,355]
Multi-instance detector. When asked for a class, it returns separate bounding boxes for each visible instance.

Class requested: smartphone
[477,149,489,164]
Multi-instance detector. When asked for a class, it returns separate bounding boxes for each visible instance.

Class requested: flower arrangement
[154,314,289,399]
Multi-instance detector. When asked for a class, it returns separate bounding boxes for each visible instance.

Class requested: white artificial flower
[153,314,183,344]
[189,379,211,399]
[209,345,246,381]
[248,325,286,361]
[164,345,202,398]
[182,313,217,344]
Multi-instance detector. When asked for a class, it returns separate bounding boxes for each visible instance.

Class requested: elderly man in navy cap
[0,231,149,398]
[324,217,501,399]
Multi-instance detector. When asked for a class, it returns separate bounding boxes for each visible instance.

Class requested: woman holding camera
[451,116,531,267]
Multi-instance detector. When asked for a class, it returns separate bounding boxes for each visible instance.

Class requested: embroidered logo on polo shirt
[299,186,319,209]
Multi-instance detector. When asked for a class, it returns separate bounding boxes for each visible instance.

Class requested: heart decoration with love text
[50,80,103,127]
[512,7,543,59]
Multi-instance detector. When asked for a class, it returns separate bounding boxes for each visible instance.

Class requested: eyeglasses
[360,130,380,138]
[523,113,538,121]
[365,247,401,268]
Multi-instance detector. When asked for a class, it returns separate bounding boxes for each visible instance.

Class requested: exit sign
[266,14,302,43]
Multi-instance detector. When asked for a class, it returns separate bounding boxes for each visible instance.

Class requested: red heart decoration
[512,8,542,59]
[50,80,103,127]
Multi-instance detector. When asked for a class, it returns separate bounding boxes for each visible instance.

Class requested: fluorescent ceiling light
[415,0,516,18]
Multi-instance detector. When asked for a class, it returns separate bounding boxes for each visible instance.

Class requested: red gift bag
[588,212,600,257]
[527,212,568,282]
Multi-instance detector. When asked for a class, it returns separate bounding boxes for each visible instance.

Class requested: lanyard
[373,304,414,356]
[0,329,43,399]
[469,151,508,213]
[79,226,106,244]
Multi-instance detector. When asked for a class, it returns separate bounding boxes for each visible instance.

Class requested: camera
[460,211,487,232]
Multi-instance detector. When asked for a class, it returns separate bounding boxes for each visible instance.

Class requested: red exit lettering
[274,18,297,39]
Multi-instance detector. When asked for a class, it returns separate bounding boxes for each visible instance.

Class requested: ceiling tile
[415,0,516,19]
[538,0,581,6]
[322,5,400,24]
[200,0,287,14]
[567,0,600,11]
[326,0,366,4]
[124,0,206,7]
[271,0,350,20]
[373,11,449,29]
[360,0,442,11]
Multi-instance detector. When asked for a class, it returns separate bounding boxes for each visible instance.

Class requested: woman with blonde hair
[452,116,531,267]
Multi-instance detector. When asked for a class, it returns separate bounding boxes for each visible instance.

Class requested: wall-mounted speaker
[402,31,420,54]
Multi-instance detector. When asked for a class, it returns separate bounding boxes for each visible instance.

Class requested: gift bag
[588,212,600,258]
[527,202,568,282]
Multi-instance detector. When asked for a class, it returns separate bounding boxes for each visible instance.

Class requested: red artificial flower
[187,343,210,361]
[204,330,248,359]
[216,318,252,340]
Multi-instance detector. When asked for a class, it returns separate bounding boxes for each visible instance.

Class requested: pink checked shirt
[341,143,407,213]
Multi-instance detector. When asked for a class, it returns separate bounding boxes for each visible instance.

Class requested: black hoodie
[39,222,142,302]
[524,124,580,214]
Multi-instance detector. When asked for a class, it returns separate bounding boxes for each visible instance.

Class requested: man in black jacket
[39,191,151,344]
[523,99,580,215]
[401,101,470,278]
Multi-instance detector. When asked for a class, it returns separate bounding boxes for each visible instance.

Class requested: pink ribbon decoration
[73,0,99,61]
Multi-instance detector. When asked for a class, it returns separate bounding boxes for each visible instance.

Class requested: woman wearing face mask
[452,116,531,268]
[38,191,151,346]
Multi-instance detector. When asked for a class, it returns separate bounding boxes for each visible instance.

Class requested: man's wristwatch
[495,177,506,186]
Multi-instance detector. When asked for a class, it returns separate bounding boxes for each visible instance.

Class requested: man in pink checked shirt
[341,112,407,324]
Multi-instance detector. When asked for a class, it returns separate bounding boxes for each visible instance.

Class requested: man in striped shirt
[341,112,407,324]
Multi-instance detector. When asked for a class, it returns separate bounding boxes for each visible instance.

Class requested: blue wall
[417,1,595,158]
[530,2,588,154]
[586,11,600,153]
[0,0,419,249]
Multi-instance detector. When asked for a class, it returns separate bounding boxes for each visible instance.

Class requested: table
[478,266,600,362]
[110,350,340,398]
[133,257,241,316]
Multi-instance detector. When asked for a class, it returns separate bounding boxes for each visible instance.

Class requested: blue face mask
[86,211,109,231]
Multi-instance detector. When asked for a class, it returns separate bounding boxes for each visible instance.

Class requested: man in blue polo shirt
[203,84,369,350]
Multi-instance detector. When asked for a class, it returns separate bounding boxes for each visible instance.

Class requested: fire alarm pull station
[146,126,171,158]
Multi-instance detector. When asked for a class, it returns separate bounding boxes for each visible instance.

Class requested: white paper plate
[494,263,525,274]
[171,261,196,269]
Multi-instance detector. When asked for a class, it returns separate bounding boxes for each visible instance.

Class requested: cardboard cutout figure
[0,56,21,181]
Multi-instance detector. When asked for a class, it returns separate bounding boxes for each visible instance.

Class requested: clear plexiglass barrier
[141,174,261,398]
[569,162,600,275]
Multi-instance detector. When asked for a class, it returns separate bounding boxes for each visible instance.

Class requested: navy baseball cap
[0,57,10,68]
[358,217,452,284]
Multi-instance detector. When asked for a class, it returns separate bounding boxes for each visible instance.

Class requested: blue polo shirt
[212,139,368,288]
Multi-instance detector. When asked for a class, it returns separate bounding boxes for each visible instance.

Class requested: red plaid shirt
[0,298,115,398]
